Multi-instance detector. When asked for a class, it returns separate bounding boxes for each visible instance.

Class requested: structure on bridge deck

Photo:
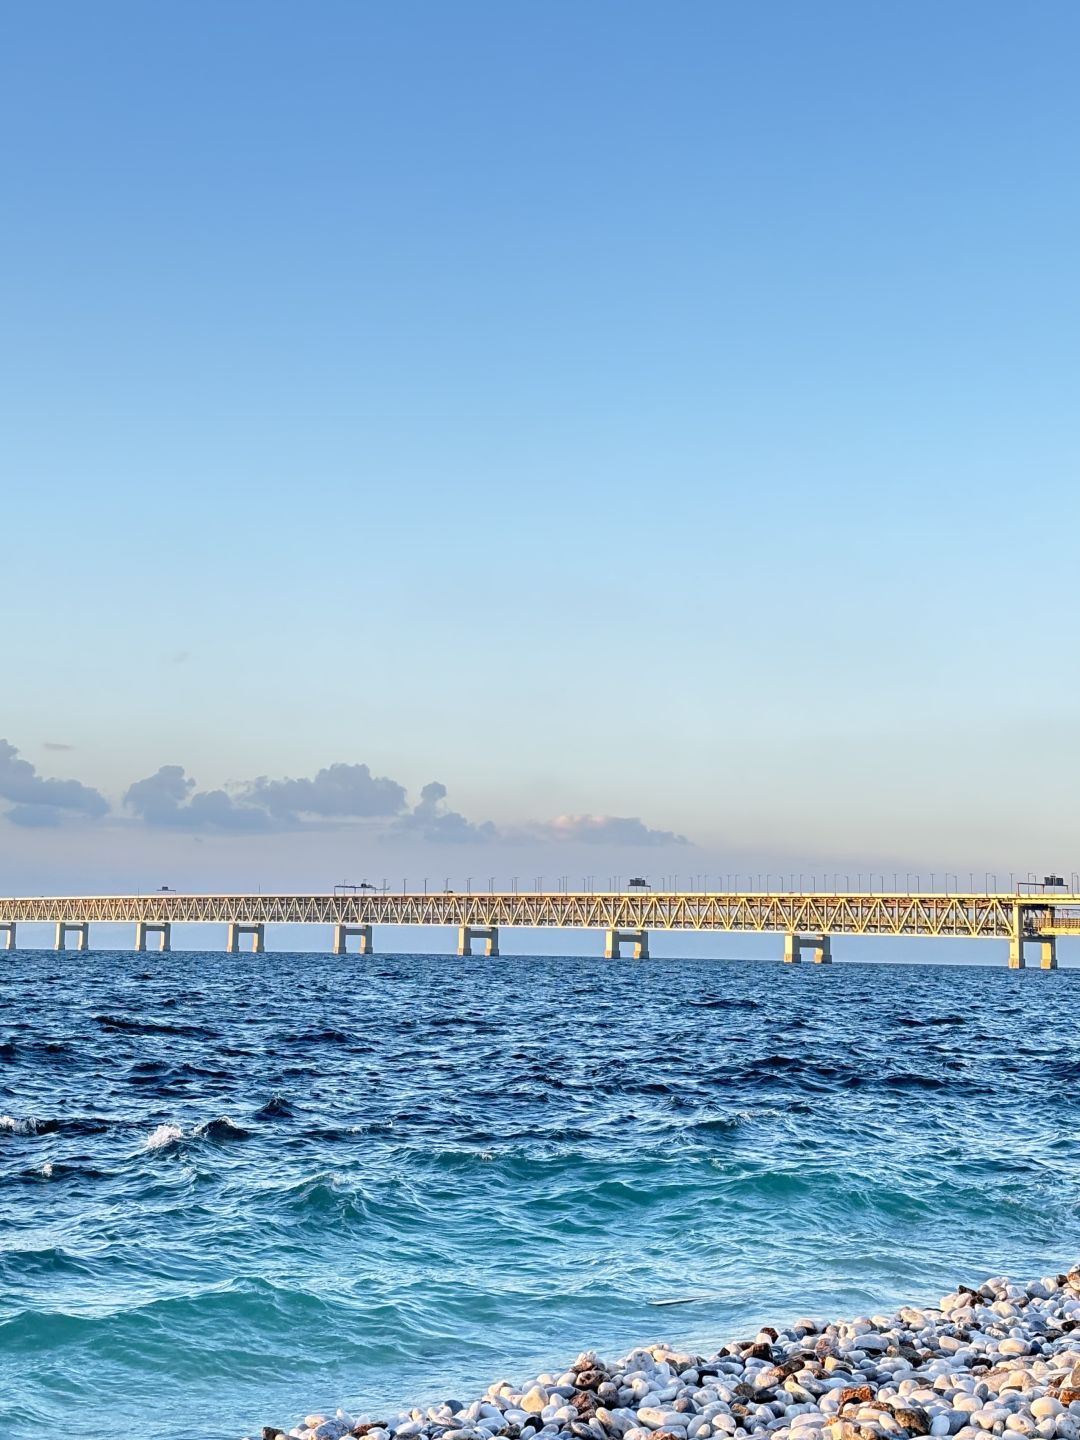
[0,891,1075,967]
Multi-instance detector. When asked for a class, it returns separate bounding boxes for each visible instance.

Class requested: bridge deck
[0,892,1076,939]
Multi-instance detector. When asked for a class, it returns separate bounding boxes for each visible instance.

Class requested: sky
[1,1,1078,899]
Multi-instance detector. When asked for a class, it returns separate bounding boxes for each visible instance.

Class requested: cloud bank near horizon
[0,739,109,829]
[0,740,690,848]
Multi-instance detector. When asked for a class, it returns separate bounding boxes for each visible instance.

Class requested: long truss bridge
[0,890,1076,968]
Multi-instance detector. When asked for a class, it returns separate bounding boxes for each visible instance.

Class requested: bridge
[0,890,1076,967]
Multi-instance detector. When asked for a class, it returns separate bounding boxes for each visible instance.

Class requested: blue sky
[2,1,1078,895]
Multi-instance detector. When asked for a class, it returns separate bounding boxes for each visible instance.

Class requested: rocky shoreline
[253,1270,1080,1440]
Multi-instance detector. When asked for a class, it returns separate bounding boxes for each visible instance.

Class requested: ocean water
[1,949,1079,1440]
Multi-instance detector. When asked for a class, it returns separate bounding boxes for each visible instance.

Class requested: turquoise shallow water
[1,950,1078,1440]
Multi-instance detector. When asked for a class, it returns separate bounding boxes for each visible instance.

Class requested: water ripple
[0,949,1078,1440]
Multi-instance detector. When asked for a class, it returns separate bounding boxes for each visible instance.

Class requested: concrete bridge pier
[1007,906,1055,969]
[334,923,373,955]
[0,921,15,950]
[227,922,265,954]
[605,928,649,959]
[784,933,832,964]
[135,921,171,952]
[458,925,499,957]
[55,921,89,952]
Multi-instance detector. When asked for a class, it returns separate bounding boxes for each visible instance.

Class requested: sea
[2,947,1079,1440]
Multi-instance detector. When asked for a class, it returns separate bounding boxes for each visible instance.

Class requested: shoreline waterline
[256,1269,1080,1440]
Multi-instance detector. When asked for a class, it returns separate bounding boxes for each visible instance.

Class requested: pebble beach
[258,1270,1080,1440]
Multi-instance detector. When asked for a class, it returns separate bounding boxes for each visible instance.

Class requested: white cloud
[124,766,273,832]
[0,739,108,827]
[395,781,498,843]
[242,763,407,821]
[539,814,689,847]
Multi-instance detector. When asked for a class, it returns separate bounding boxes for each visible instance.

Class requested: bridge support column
[605,928,649,959]
[1008,906,1027,969]
[1040,937,1058,971]
[334,923,373,955]
[0,921,14,950]
[135,921,171,952]
[784,933,831,964]
[55,922,89,952]
[458,925,499,957]
[227,922,265,954]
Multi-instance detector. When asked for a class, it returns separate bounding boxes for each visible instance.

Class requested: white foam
[0,1114,35,1135]
[145,1123,184,1151]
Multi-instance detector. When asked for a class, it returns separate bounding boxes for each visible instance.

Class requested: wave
[893,1014,967,1027]
[94,1014,214,1039]
[285,1027,353,1044]
[144,1123,184,1150]
[193,1117,251,1142]
[144,1116,251,1151]
[254,1094,295,1120]
[1,1114,112,1138]
[686,997,760,1010]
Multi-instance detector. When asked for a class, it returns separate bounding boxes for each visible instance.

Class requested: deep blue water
[1,949,1079,1440]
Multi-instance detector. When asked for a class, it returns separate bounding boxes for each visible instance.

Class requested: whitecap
[40,1161,53,1177]
[145,1123,184,1151]
[1,1114,37,1135]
